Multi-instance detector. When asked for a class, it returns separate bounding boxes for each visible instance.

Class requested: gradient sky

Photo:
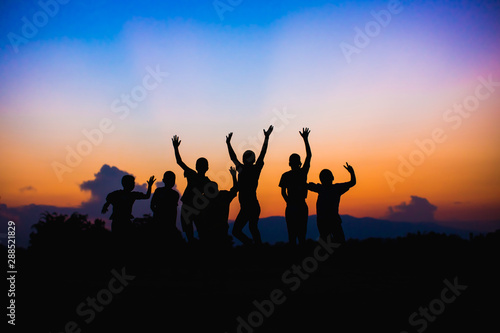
[1,0,499,225]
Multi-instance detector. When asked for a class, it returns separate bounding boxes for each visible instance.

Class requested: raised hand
[147,175,156,187]
[229,166,237,176]
[344,162,354,173]
[263,125,274,138]
[299,127,310,140]
[172,135,181,148]
[226,132,233,144]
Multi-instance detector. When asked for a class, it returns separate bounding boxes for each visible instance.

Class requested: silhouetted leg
[285,205,297,245]
[180,205,195,242]
[232,209,252,245]
[297,201,308,246]
[332,221,346,244]
[248,201,262,245]
[112,219,132,263]
[317,216,329,242]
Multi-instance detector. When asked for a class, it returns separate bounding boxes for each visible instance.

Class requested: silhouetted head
[196,158,209,174]
[162,171,175,188]
[243,150,256,165]
[121,175,135,191]
[289,153,302,170]
[319,169,334,185]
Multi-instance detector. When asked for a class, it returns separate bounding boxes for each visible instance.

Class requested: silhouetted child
[307,163,356,243]
[102,174,156,240]
[279,128,312,246]
[226,125,273,245]
[172,135,211,243]
[199,167,238,247]
[151,171,183,245]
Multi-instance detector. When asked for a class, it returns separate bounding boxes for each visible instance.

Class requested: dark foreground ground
[7,227,500,333]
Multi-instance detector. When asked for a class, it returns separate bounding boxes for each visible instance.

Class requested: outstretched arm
[256,125,274,165]
[307,182,320,193]
[172,135,190,172]
[300,127,311,171]
[226,133,242,169]
[343,162,356,188]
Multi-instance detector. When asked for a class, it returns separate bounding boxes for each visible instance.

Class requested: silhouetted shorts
[236,200,261,224]
[317,215,345,243]
[285,201,308,236]
[180,203,201,231]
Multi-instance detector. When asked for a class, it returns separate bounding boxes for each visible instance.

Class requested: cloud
[19,186,36,193]
[386,196,437,222]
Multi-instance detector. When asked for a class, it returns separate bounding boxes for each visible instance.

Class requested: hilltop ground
[6,213,500,332]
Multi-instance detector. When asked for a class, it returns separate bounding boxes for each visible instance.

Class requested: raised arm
[141,176,156,199]
[343,162,356,188]
[226,132,242,169]
[299,127,311,171]
[172,135,190,171]
[256,125,274,165]
[229,166,238,193]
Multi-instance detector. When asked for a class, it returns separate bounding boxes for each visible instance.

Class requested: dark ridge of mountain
[231,215,487,245]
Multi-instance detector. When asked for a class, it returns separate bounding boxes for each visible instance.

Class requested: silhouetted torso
[308,183,351,221]
[237,161,263,203]
[279,168,308,203]
[209,190,237,230]
[151,187,179,226]
[106,190,145,221]
[181,169,210,205]
[200,189,237,241]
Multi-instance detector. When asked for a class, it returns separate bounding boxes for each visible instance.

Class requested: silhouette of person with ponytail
[226,125,273,245]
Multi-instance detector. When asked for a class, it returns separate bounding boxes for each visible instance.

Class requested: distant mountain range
[230,215,500,245]
[3,203,499,248]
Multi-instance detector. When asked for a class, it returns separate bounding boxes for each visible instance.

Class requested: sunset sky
[1,0,499,234]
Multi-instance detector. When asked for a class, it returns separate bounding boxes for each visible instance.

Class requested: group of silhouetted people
[102,126,356,249]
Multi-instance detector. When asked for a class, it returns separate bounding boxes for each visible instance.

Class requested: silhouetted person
[307,163,356,243]
[172,135,211,243]
[226,125,273,245]
[102,174,156,249]
[279,128,312,246]
[199,167,238,247]
[151,171,183,245]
